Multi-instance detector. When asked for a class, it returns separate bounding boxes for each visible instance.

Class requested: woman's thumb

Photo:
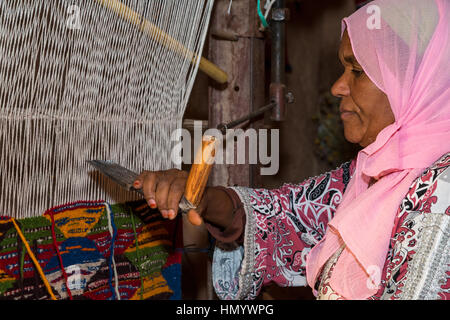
[187,209,203,226]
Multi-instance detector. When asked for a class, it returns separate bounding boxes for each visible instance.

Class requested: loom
[0,0,295,300]
[0,0,224,218]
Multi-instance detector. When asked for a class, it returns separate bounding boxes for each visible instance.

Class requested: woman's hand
[133,169,235,229]
[133,169,206,226]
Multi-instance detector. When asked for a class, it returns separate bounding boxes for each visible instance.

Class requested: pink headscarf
[306,0,450,299]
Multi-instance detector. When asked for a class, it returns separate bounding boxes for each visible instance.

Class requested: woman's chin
[343,129,364,146]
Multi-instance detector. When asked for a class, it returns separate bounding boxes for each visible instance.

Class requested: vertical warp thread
[129,208,144,300]
[105,203,120,300]
[19,248,25,280]
[18,233,25,298]
[0,0,215,219]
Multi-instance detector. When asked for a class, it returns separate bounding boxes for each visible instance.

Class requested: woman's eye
[351,69,364,77]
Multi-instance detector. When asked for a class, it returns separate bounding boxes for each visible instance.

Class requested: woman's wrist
[202,186,246,245]
[201,186,236,231]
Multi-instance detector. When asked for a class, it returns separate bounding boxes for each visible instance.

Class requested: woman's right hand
[133,169,235,229]
[133,169,203,225]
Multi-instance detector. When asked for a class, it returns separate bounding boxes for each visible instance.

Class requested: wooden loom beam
[208,0,266,188]
[183,0,266,300]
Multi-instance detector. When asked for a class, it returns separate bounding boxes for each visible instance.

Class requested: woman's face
[331,30,395,147]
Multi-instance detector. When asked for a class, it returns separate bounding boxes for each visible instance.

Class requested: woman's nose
[331,73,350,98]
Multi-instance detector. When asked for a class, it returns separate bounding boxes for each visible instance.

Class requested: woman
[134,0,450,300]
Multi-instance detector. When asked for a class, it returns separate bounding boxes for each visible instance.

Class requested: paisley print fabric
[212,153,450,300]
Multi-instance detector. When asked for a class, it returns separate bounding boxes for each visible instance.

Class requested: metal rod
[216,102,276,134]
[271,0,286,85]
[270,0,287,121]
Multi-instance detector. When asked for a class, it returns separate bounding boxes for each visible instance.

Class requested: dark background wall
[183,0,356,300]
[261,0,355,189]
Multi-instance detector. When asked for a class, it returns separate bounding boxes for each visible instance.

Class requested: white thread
[264,0,276,19]
[105,202,121,300]
[0,0,214,218]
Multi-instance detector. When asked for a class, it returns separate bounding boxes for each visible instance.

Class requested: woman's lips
[340,110,356,120]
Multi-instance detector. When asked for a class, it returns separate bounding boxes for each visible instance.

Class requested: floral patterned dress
[211,153,450,300]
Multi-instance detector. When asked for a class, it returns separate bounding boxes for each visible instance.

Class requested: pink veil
[305,0,450,299]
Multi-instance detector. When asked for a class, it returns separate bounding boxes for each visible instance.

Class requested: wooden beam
[208,0,265,188]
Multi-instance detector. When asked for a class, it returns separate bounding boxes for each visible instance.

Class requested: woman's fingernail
[161,210,168,218]
[168,210,175,220]
[149,199,157,209]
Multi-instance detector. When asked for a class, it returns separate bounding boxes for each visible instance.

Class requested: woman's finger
[167,177,186,220]
[155,177,173,218]
[133,172,145,189]
[139,172,157,209]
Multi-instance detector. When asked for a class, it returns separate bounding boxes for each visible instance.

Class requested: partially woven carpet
[0,200,182,300]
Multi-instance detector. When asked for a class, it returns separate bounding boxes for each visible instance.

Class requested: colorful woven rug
[0,200,182,300]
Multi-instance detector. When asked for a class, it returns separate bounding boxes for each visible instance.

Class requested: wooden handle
[95,0,228,84]
[184,135,217,207]
[199,56,228,85]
